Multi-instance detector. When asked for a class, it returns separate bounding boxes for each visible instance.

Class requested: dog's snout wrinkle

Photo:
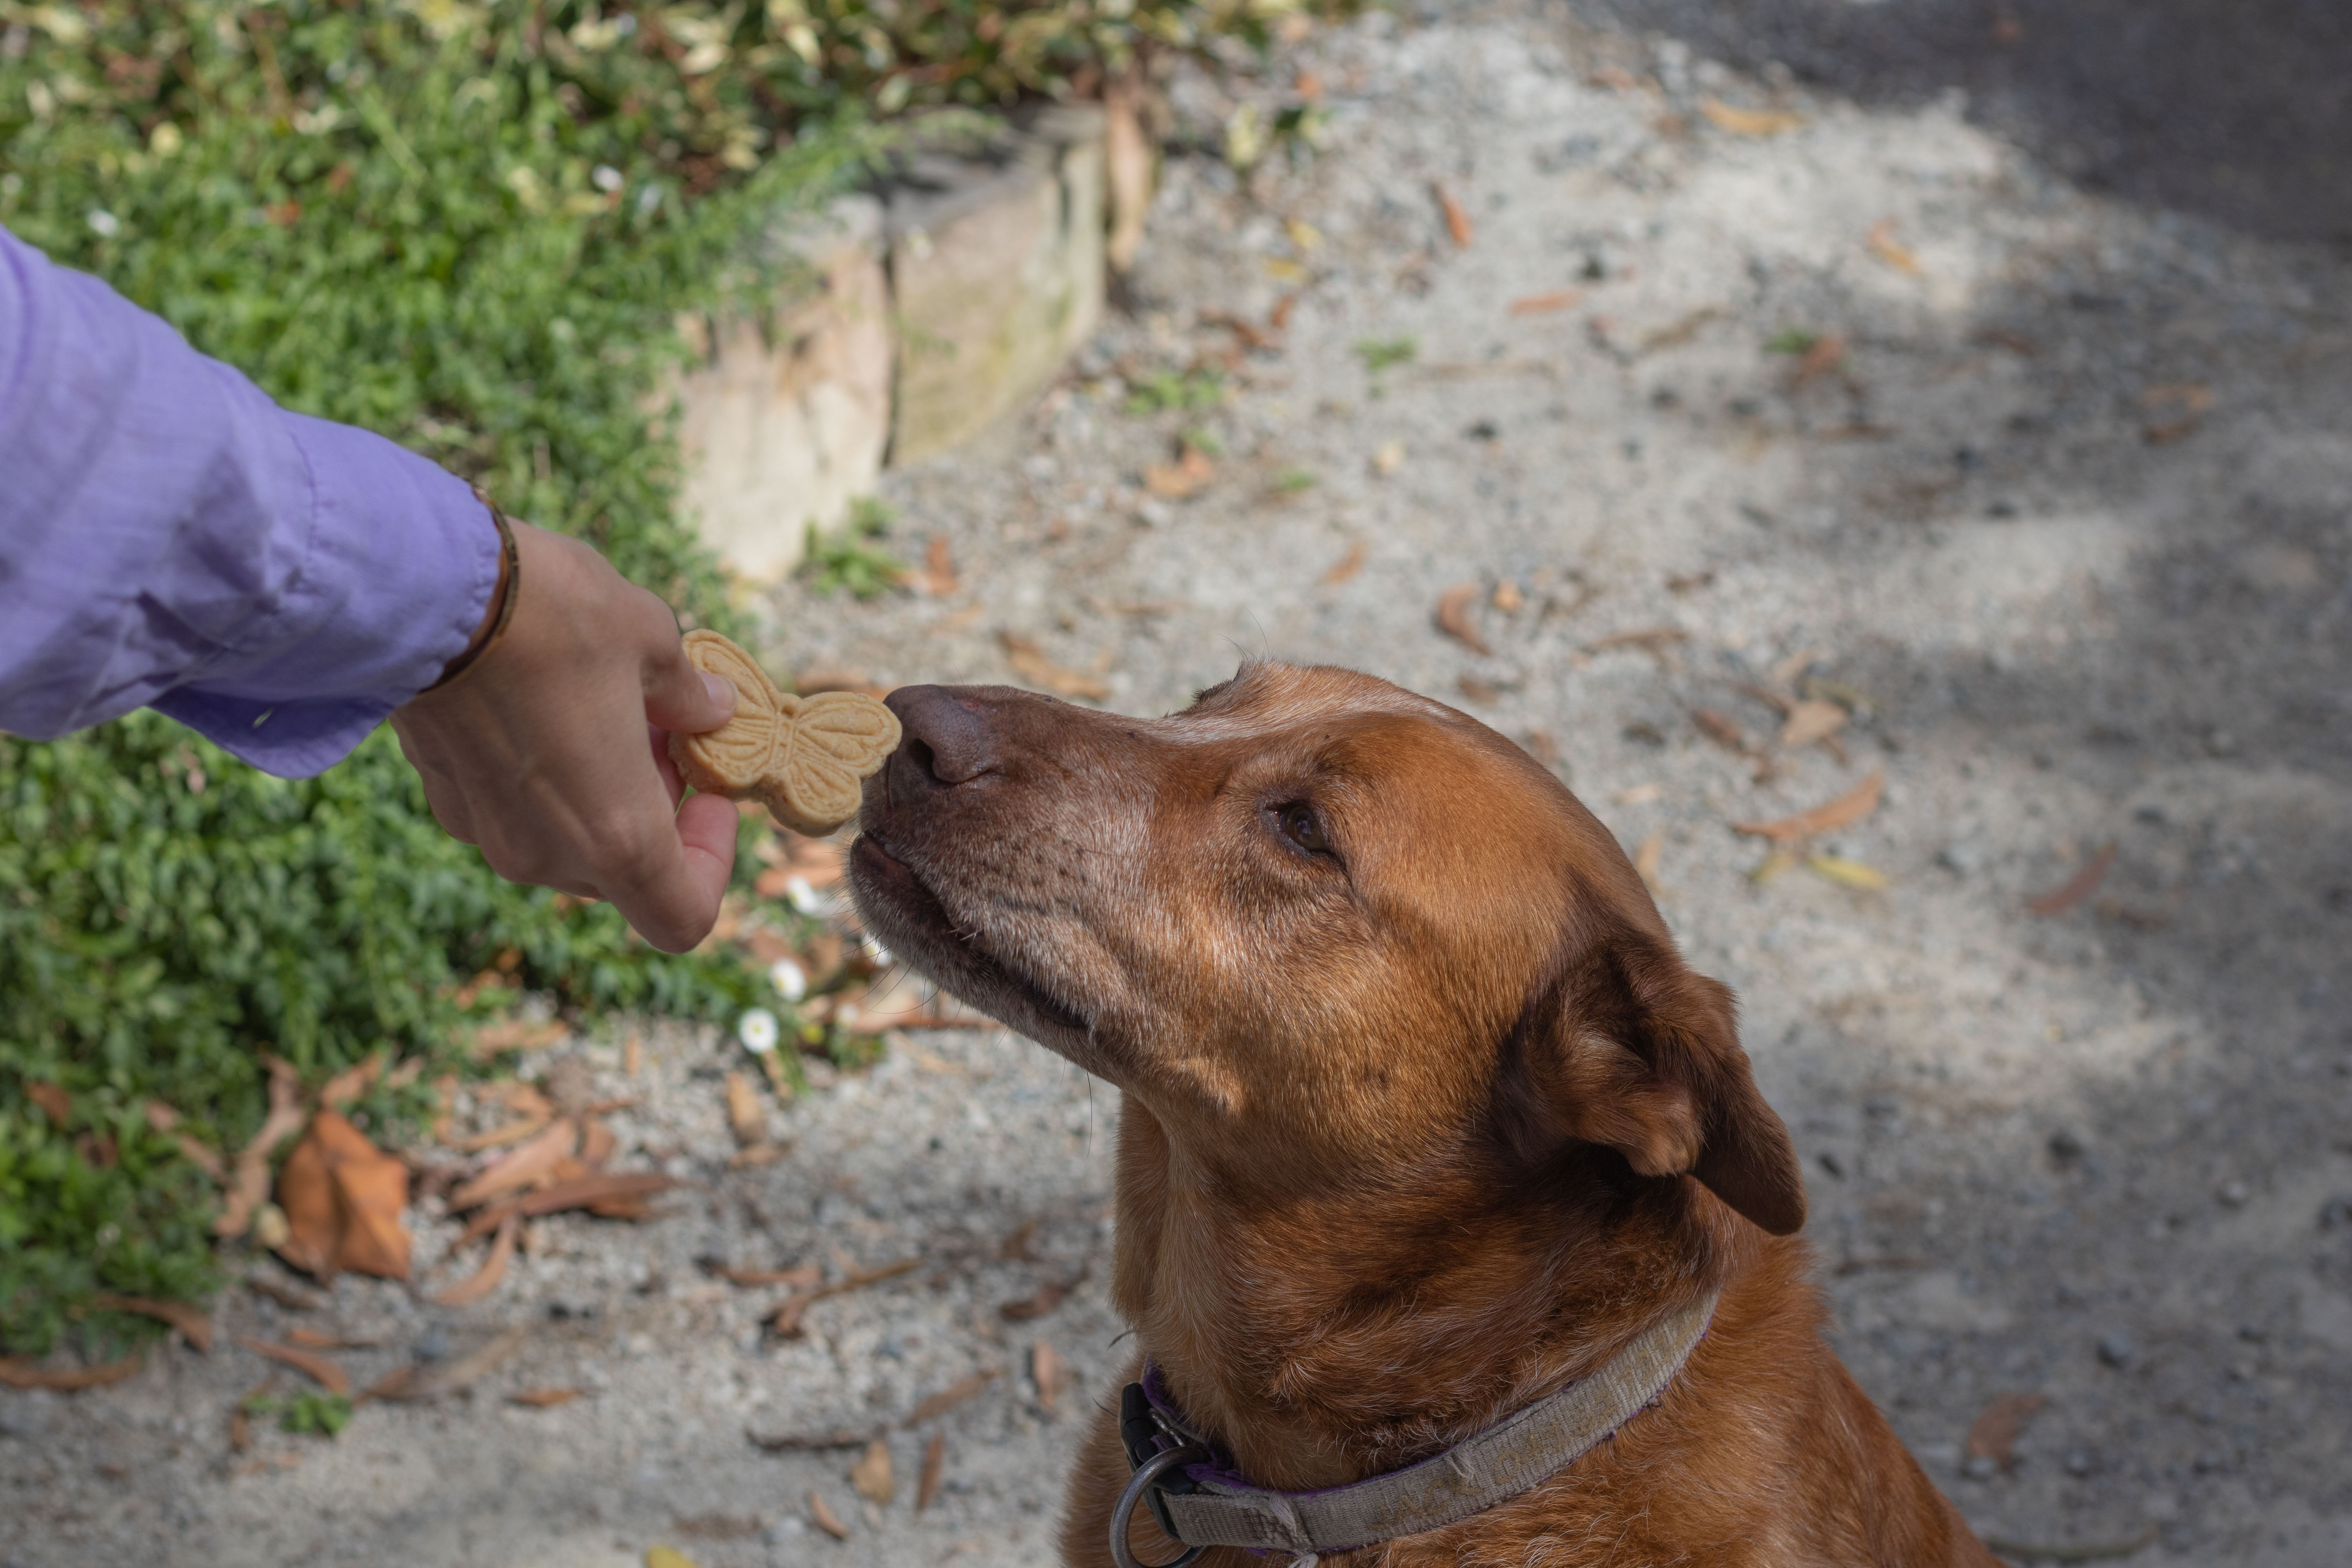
[887,684,1001,786]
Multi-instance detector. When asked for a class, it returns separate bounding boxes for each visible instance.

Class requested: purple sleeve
[0,224,499,777]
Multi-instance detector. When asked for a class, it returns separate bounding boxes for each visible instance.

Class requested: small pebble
[412,1329,452,1363]
[2098,1332,2137,1368]
[2216,1180,2251,1208]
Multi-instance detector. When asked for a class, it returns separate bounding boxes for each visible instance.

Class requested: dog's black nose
[886,684,1001,786]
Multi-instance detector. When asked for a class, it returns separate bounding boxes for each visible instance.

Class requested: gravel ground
[5,3,2350,1564]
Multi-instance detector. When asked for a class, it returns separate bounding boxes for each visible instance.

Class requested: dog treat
[668,630,901,835]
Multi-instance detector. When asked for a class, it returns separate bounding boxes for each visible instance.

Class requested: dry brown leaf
[1731,770,1886,843]
[999,1274,1078,1322]
[434,1214,517,1308]
[1866,219,1921,274]
[1432,181,1473,247]
[905,1368,998,1426]
[449,1117,579,1211]
[217,1056,307,1239]
[575,1116,616,1169]
[245,1274,321,1312]
[1586,626,1687,654]
[1693,709,1750,752]
[363,1325,528,1403]
[2026,843,2118,917]
[1435,583,1492,655]
[283,1326,376,1351]
[1966,1392,2047,1470]
[89,1293,212,1353]
[808,1492,851,1542]
[909,534,960,597]
[916,1431,946,1513]
[724,1071,765,1148]
[713,1261,823,1289]
[1458,676,1500,704]
[851,1437,895,1504]
[0,1353,143,1391]
[1322,540,1367,586]
[1777,699,1849,751]
[238,1335,350,1395]
[509,1387,586,1408]
[1633,833,1666,897]
[448,1115,552,1154]
[276,1110,412,1282]
[1143,445,1216,499]
[317,1052,385,1111]
[671,1517,759,1544]
[456,1171,682,1244]
[25,1082,71,1124]
[1508,289,1581,316]
[1000,633,1112,700]
[1789,334,1847,386]
[1032,1341,1065,1415]
[1699,97,1804,136]
[469,1018,572,1058]
[769,1258,924,1339]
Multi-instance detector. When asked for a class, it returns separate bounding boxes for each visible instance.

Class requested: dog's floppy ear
[1515,930,1807,1236]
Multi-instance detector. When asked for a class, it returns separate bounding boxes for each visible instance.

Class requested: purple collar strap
[1111,1287,1723,1568]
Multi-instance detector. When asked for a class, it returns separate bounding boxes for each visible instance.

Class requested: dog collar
[1112,1286,1723,1567]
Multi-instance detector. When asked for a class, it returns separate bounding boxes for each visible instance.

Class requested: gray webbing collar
[1114,1287,1722,1564]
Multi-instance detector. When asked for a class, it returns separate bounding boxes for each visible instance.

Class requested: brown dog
[850,663,1997,1567]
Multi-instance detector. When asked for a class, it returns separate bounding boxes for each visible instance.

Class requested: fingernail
[702,672,736,710]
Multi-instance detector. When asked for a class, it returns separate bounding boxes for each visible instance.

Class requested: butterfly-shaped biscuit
[667,631,903,835]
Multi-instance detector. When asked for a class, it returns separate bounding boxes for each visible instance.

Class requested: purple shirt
[0,224,497,777]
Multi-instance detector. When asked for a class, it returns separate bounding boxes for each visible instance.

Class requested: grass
[1124,366,1227,415]
[1353,335,1417,373]
[802,496,909,601]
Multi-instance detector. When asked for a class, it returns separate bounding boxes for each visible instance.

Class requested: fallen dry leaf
[747,1425,881,1453]
[1323,539,1367,585]
[317,1052,385,1111]
[1032,1341,1065,1415]
[89,1293,212,1353]
[1731,771,1886,843]
[1807,853,1889,891]
[1633,833,1666,897]
[449,1117,579,1211]
[724,1071,765,1149]
[26,1082,71,1124]
[769,1258,923,1339]
[908,534,960,596]
[1866,218,1921,275]
[1143,445,1216,499]
[509,1387,586,1408]
[469,1018,571,1058]
[1693,709,1750,753]
[1777,699,1849,751]
[1458,676,1501,704]
[238,1335,350,1395]
[1699,98,1803,136]
[1789,334,1847,386]
[1001,633,1112,701]
[245,1274,321,1312]
[0,1353,143,1391]
[905,1368,998,1426]
[1586,626,1687,655]
[1000,1273,1079,1322]
[217,1056,307,1240]
[276,1111,412,1282]
[1967,1392,2047,1470]
[645,1547,705,1568]
[809,1492,851,1542]
[916,1431,946,1513]
[1492,580,1525,612]
[1508,289,1581,316]
[2026,843,2118,917]
[672,1515,761,1543]
[1435,583,1492,655]
[851,1437,895,1504]
[457,1171,682,1244]
[434,1214,517,1308]
[448,1114,553,1154]
[364,1325,528,1402]
[1431,180,1474,248]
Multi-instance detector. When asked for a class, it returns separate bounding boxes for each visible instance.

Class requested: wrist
[425,494,522,692]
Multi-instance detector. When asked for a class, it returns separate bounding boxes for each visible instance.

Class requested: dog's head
[850,662,1803,1234]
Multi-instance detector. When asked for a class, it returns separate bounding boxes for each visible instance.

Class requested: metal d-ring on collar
[1110,1286,1722,1566]
[1111,1441,1212,1568]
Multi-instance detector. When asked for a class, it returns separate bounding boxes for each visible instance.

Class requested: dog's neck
[1108,1095,1753,1493]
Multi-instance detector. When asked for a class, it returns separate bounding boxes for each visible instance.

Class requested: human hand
[390,518,740,953]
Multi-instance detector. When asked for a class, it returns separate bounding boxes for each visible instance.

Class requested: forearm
[0,224,496,777]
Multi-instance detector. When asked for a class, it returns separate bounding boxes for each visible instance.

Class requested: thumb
[643,625,738,736]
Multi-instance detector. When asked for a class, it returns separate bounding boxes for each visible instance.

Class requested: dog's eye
[1276,801,1329,855]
